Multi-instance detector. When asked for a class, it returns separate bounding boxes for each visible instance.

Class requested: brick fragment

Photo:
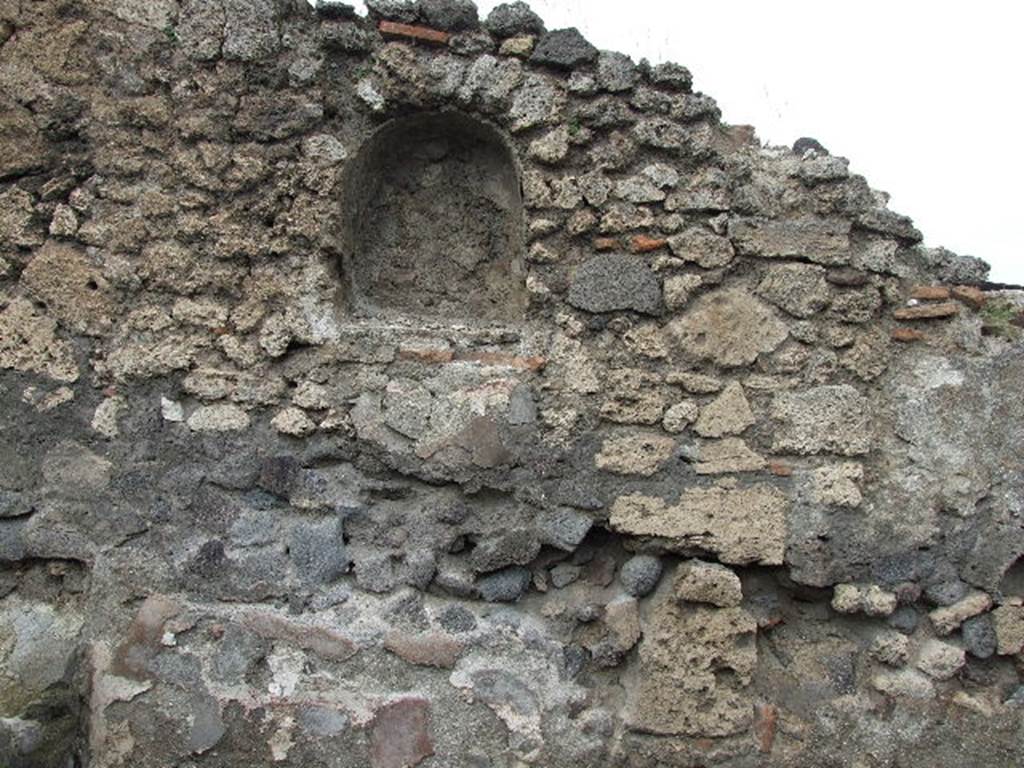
[910,285,951,300]
[753,704,778,753]
[631,234,668,253]
[370,697,434,768]
[951,284,987,310]
[892,302,959,320]
[379,20,450,46]
[891,327,926,342]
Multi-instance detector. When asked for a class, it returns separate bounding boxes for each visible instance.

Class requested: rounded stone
[477,566,531,602]
[529,27,598,70]
[484,1,544,37]
[619,554,663,597]
[962,614,997,659]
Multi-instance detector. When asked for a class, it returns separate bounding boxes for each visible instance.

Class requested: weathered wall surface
[1,1,1023,766]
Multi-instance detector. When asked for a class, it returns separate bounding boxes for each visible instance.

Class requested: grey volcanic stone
[290,517,348,586]
[354,550,395,593]
[477,566,531,602]
[470,530,540,572]
[530,28,598,69]
[438,604,477,633]
[916,246,991,284]
[597,51,639,92]
[962,614,997,659]
[419,0,479,30]
[365,0,419,23]
[568,254,662,315]
[648,62,692,92]
[484,1,544,37]
[314,1,357,19]
[537,508,592,551]
[550,563,581,588]
[0,490,30,519]
[222,0,281,61]
[619,554,663,597]
[888,606,920,635]
[793,137,829,155]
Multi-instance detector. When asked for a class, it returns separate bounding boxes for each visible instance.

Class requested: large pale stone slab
[609,485,787,565]
[771,385,871,456]
[729,216,851,265]
[668,288,788,367]
[625,579,756,736]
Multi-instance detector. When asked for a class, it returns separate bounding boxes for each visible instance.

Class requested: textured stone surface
[567,254,662,314]
[673,559,743,607]
[595,433,676,476]
[929,592,993,635]
[530,28,598,69]
[619,554,663,597]
[609,486,788,565]
[693,381,755,437]
[0,1,1019,766]
[626,582,757,736]
[771,385,871,455]
[668,288,789,367]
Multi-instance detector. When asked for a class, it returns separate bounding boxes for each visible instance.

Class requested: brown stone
[910,285,951,301]
[625,591,757,736]
[631,234,668,253]
[112,594,182,679]
[594,237,620,251]
[951,284,987,310]
[370,697,434,768]
[891,327,926,342]
[892,302,959,320]
[767,461,793,477]
[244,613,358,661]
[378,20,450,45]
[753,704,778,753]
[384,631,463,669]
[398,347,455,364]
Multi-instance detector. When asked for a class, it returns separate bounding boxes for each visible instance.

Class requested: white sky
[339,0,1024,284]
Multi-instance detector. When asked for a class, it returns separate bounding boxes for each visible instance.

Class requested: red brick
[951,284,987,310]
[753,704,778,753]
[378,20,450,45]
[370,697,434,768]
[630,235,668,253]
[910,285,951,301]
[892,302,959,320]
[891,327,926,342]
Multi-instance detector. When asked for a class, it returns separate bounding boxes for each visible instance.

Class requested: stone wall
[1,1,1023,766]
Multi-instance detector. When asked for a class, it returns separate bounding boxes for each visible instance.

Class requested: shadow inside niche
[340,111,527,323]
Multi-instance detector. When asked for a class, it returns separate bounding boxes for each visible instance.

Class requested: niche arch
[340,111,528,322]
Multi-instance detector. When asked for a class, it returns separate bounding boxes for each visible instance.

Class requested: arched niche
[341,111,527,322]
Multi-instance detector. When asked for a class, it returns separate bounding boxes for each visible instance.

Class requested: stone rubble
[0,0,1021,766]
